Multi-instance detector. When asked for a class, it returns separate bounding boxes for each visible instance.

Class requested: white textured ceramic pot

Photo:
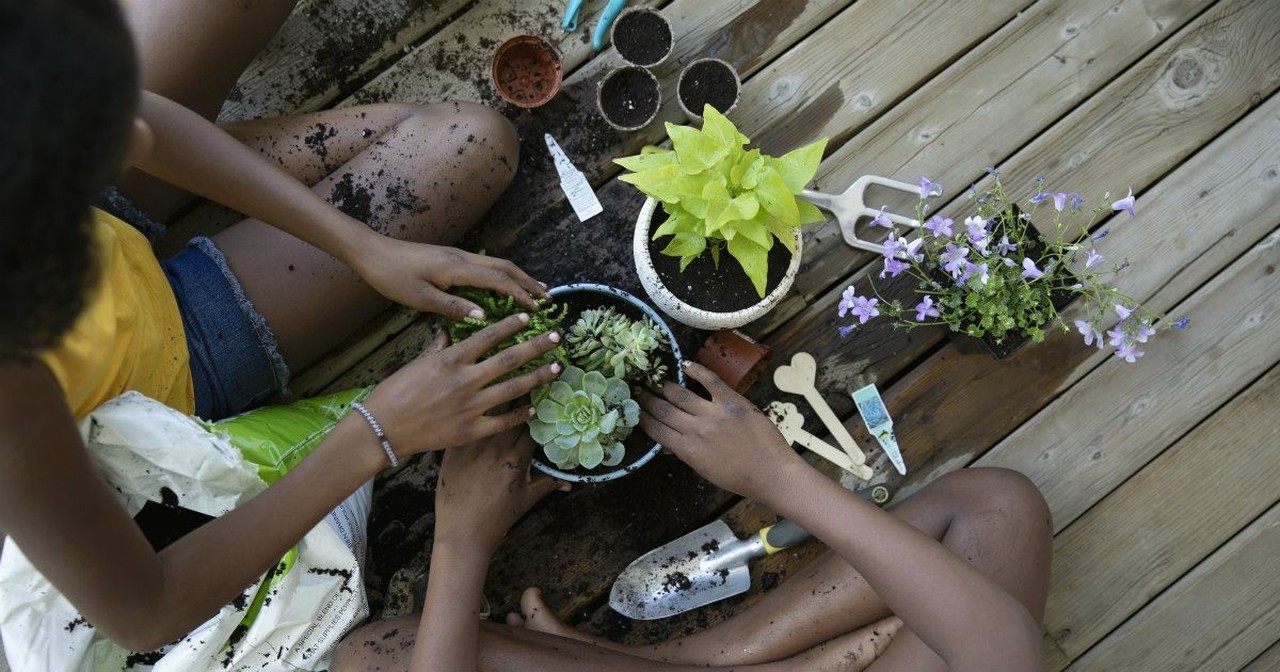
[633,197,803,330]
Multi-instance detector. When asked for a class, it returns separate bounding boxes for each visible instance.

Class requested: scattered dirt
[613,10,672,67]
[678,59,740,117]
[598,67,660,130]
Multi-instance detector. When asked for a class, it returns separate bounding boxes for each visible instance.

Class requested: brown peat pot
[677,57,740,121]
[610,7,673,67]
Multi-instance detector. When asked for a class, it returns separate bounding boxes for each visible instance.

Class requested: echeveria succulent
[565,307,669,386]
[528,366,640,470]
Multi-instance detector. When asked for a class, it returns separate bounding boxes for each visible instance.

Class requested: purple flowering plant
[836,174,1186,361]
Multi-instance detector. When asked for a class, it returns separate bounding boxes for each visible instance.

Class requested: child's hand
[361,314,561,457]
[434,427,566,555]
[355,236,549,318]
[637,362,805,502]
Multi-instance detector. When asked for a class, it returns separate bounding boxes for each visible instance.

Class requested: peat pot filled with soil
[677,58,740,121]
[610,7,673,67]
[531,283,686,484]
[633,197,803,330]
[597,65,661,131]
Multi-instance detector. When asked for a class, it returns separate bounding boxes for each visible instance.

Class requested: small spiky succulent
[528,366,640,470]
[565,307,669,386]
[446,288,569,379]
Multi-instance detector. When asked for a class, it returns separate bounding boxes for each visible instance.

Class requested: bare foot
[505,587,601,643]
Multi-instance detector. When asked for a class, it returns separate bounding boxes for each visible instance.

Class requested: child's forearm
[764,459,1044,671]
[410,542,492,672]
[133,90,375,268]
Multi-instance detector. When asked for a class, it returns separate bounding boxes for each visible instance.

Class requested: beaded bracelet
[350,402,399,468]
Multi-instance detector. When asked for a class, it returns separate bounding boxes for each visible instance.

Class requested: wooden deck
[7,0,1277,670]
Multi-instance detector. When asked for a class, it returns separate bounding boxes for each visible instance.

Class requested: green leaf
[727,235,770,298]
[725,213,774,249]
[652,209,700,239]
[701,105,747,149]
[730,149,764,189]
[662,231,707,259]
[796,200,825,225]
[766,216,798,254]
[754,167,800,226]
[767,138,827,192]
[709,241,722,268]
[701,180,735,234]
[619,163,685,202]
[668,123,727,172]
[614,147,677,172]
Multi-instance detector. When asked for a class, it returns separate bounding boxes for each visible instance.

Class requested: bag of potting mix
[0,388,374,671]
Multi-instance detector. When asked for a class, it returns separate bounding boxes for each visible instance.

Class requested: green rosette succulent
[565,307,669,386]
[528,366,640,470]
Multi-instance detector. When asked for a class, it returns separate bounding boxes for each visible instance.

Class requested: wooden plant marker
[767,401,873,482]
[773,352,871,474]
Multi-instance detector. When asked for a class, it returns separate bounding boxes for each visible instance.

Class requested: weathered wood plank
[580,87,1280,640]
[1045,363,1280,660]
[219,0,473,122]
[1241,640,1280,672]
[1067,503,1280,671]
[976,223,1280,529]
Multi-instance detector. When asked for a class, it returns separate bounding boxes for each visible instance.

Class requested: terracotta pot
[697,330,772,394]
[634,196,802,330]
[529,283,686,484]
[677,57,741,121]
[491,35,563,109]
[596,65,661,131]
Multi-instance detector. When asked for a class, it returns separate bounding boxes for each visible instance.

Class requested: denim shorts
[100,188,290,420]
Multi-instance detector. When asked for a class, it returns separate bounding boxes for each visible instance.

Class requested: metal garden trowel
[609,485,892,620]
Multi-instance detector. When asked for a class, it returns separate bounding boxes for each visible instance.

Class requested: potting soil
[679,60,738,116]
[613,11,672,66]
[599,68,659,129]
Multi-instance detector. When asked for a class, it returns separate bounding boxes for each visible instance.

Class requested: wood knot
[1170,56,1203,89]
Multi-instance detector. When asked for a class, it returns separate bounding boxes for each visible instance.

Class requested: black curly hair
[0,0,139,356]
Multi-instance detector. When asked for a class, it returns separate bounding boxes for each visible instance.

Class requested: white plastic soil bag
[0,390,374,671]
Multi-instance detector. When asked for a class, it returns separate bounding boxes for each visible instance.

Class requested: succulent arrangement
[528,366,640,470]
[615,104,828,297]
[565,307,669,386]
[450,289,672,471]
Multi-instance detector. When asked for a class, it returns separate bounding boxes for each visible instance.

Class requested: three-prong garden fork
[798,175,925,256]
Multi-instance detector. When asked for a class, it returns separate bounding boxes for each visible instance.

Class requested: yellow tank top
[38,209,194,419]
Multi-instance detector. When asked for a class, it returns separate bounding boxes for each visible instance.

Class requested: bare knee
[414,101,519,185]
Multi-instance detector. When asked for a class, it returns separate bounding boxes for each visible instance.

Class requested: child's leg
[510,467,1051,666]
[206,101,518,371]
[331,468,1049,670]
[121,0,299,218]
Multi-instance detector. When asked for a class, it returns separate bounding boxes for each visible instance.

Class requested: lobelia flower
[1021,257,1044,279]
[967,261,990,285]
[1051,192,1075,212]
[1106,325,1127,348]
[997,235,1018,256]
[881,257,909,278]
[1112,188,1136,219]
[1115,341,1145,363]
[848,295,879,324]
[837,286,860,317]
[838,324,857,338]
[1174,316,1191,329]
[903,237,925,262]
[1070,194,1084,211]
[1074,320,1105,349]
[1085,249,1104,268]
[1029,191,1049,205]
[985,165,1000,178]
[882,233,906,259]
[919,177,943,199]
[1132,320,1157,344]
[915,295,941,321]
[1092,229,1111,241]
[925,215,954,237]
[1114,304,1132,320]
[871,207,892,228]
[941,243,970,277]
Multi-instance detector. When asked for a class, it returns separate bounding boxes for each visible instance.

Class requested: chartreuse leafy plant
[615,104,828,297]
[565,307,669,386]
[529,366,640,470]
[446,288,569,378]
